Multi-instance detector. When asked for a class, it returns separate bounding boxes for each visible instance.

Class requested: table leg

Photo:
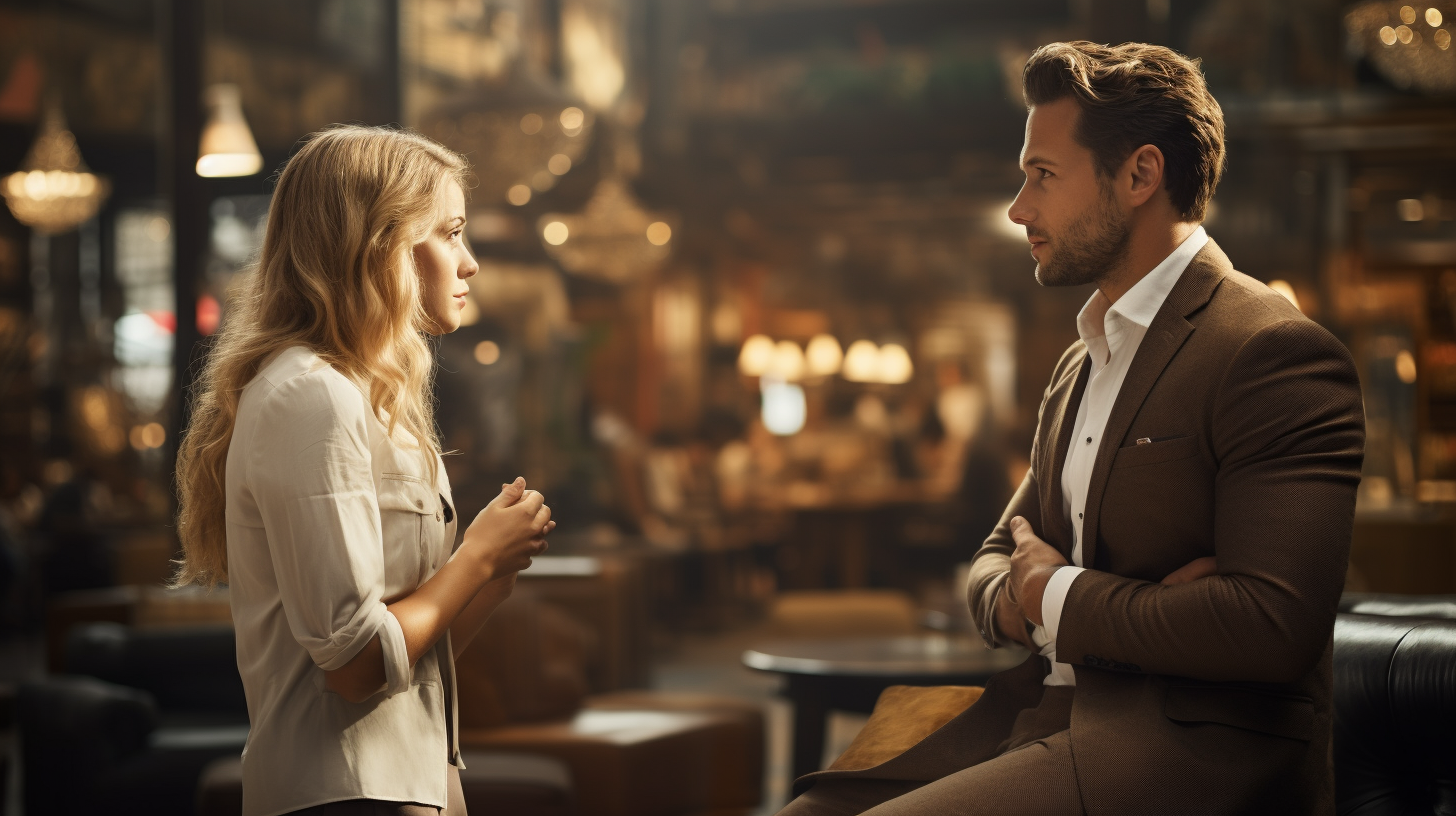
[786,674,830,783]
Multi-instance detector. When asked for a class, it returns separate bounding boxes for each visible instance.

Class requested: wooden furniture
[742,635,1026,780]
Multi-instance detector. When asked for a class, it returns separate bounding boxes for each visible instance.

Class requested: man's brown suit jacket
[795,239,1366,814]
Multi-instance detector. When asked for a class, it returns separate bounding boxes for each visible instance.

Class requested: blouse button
[435,511,442,522]
[415,499,423,509]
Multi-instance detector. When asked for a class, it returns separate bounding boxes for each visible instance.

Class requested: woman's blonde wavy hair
[174,125,468,587]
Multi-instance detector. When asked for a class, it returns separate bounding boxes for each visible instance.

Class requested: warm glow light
[738,334,775,376]
[474,340,501,365]
[843,340,881,382]
[507,184,532,206]
[520,113,544,135]
[196,85,262,178]
[646,221,672,246]
[131,421,166,450]
[548,154,572,175]
[761,381,807,436]
[543,221,569,245]
[1267,280,1301,313]
[1401,5,1417,23]
[877,344,914,385]
[1398,198,1425,221]
[1396,350,1418,384]
[560,107,585,133]
[1437,28,1452,49]
[768,341,806,381]
[1429,7,1444,26]
[1381,24,1399,44]
[805,334,843,377]
[1397,24,1414,43]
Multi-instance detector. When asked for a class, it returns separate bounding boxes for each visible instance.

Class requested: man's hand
[994,579,1035,650]
[1007,516,1069,626]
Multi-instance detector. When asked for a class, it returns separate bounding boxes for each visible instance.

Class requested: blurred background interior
[0,0,1454,814]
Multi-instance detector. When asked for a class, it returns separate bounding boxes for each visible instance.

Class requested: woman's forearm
[449,573,516,658]
[323,549,490,701]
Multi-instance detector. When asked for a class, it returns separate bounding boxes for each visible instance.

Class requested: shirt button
[1086,437,1092,443]
[1078,512,1083,519]
[436,511,442,522]
[415,499,423,509]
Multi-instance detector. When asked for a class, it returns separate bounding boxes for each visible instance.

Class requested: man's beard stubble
[1033,186,1132,288]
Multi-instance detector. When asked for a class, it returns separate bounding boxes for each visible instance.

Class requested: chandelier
[418,73,596,208]
[2,102,111,234]
[1346,2,1455,93]
[537,175,674,284]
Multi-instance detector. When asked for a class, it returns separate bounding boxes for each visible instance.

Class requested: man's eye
[1039,168,1053,179]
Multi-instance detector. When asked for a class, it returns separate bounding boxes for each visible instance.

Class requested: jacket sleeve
[248,371,413,698]
[1056,319,1365,684]
[966,344,1081,649]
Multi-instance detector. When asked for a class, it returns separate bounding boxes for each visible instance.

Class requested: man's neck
[1097,220,1200,305]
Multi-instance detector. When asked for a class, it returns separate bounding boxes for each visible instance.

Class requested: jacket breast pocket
[1112,434,1198,469]
[377,473,435,590]
[1164,683,1314,741]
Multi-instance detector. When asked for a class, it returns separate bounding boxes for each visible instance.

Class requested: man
[779,41,1365,815]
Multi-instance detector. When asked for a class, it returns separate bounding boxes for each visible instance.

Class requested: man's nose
[1008,189,1033,226]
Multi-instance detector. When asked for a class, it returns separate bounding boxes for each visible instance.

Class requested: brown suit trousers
[788,239,1366,815]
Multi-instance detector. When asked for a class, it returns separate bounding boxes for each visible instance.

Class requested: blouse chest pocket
[377,473,440,593]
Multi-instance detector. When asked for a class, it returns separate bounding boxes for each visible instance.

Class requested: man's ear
[1125,144,1165,209]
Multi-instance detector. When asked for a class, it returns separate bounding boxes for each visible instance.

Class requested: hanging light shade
[537,177,674,283]
[2,102,111,234]
[196,84,263,178]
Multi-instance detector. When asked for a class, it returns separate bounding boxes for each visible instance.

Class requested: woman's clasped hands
[462,476,555,581]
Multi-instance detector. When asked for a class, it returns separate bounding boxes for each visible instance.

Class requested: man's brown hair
[1022,41,1225,221]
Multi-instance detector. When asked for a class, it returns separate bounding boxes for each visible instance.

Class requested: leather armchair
[1333,600,1456,816]
[827,598,1456,816]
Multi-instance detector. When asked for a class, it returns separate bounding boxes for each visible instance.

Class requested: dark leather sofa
[1333,594,1456,816]
[19,624,250,816]
[20,621,576,816]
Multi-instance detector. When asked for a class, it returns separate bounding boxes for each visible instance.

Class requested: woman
[174,125,552,816]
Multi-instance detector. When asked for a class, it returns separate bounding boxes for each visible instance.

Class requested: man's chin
[1035,261,1099,288]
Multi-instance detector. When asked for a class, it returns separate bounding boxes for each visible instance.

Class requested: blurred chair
[765,589,921,638]
[456,586,765,816]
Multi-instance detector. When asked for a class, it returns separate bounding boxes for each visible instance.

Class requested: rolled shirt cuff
[1041,566,1087,644]
[377,605,412,697]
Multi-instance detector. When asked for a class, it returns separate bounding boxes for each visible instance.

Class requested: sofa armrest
[826,685,983,773]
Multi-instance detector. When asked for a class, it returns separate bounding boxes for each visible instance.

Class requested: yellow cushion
[828,685,984,771]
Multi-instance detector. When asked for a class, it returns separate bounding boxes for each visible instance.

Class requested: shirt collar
[1076,225,1208,345]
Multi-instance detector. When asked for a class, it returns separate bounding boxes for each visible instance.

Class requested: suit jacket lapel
[1079,239,1232,570]
[1043,347,1091,560]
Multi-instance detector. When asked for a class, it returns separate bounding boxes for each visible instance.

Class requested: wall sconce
[196,84,262,178]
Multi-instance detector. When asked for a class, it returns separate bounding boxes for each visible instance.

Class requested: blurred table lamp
[196,84,262,178]
[2,100,110,233]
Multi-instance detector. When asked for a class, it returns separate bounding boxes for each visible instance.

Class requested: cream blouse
[225,346,461,816]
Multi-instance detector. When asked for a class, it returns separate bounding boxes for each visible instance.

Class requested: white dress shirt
[1032,226,1208,686]
[226,346,461,816]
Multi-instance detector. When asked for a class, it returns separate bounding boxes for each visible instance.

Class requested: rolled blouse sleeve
[248,372,412,696]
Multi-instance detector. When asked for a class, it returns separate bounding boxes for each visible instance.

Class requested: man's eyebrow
[1022,155,1059,168]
